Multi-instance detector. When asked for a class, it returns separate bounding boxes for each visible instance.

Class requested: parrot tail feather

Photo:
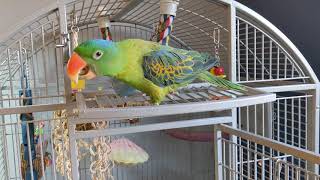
[198,71,245,91]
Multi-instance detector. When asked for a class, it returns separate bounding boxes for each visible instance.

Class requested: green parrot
[67,39,244,105]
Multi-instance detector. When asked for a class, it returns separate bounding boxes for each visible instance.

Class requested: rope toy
[89,121,114,180]
[53,110,114,180]
[97,16,112,41]
[151,0,179,45]
[53,110,90,180]
[157,14,175,45]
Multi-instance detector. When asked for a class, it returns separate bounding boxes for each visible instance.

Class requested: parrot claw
[167,94,174,99]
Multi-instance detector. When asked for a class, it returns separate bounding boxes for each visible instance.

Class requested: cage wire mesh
[0,0,319,179]
[217,129,320,180]
[0,18,65,109]
[0,111,70,179]
[235,16,309,84]
[236,92,314,179]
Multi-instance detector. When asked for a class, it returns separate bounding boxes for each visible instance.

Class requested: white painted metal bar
[261,103,266,179]
[270,149,273,180]
[223,138,226,178]
[292,63,295,77]
[228,139,232,179]
[284,98,287,144]
[305,96,308,150]
[276,99,280,143]
[247,139,251,179]
[73,116,232,139]
[76,93,276,121]
[15,122,23,180]
[256,83,317,93]
[269,41,272,80]
[18,41,25,92]
[0,115,9,180]
[0,103,67,115]
[214,124,223,180]
[8,122,18,179]
[69,124,79,180]
[277,47,280,79]
[277,95,312,101]
[237,18,240,81]
[30,32,37,92]
[284,56,287,78]
[38,124,46,180]
[291,97,294,147]
[52,22,61,97]
[0,88,10,179]
[240,143,243,180]
[41,25,49,97]
[314,85,320,173]
[285,161,289,179]
[6,49,13,99]
[262,34,265,80]
[254,28,256,81]
[245,23,249,81]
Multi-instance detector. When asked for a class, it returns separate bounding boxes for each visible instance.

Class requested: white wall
[0,0,56,42]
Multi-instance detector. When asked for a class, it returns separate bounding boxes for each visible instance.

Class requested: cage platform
[73,83,276,122]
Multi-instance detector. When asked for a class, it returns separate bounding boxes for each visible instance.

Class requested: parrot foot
[167,94,174,99]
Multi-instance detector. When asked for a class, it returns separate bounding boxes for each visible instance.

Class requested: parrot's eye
[93,50,103,60]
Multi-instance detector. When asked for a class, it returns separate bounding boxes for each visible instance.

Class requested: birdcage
[0,0,318,180]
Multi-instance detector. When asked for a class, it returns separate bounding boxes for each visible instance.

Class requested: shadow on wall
[237,0,320,78]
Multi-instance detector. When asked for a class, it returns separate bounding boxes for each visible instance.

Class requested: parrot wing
[142,48,218,87]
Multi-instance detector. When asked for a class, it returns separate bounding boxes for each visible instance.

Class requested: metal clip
[213,28,220,58]
[213,27,220,47]
[56,33,69,48]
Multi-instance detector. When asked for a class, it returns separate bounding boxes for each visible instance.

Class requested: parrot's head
[66,39,123,83]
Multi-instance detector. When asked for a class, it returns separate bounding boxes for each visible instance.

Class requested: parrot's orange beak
[67,52,96,83]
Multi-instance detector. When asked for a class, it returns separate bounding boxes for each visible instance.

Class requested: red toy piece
[210,66,226,78]
[214,66,224,76]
